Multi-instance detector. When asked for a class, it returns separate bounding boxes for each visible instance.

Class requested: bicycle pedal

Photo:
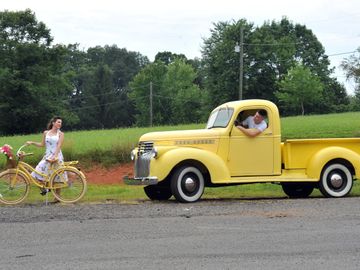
[40,188,49,196]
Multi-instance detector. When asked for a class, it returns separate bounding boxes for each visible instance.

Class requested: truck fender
[307,146,360,179]
[154,147,230,183]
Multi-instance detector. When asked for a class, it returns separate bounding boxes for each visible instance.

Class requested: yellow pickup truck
[124,99,360,202]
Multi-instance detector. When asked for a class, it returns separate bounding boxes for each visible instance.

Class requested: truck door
[228,107,275,176]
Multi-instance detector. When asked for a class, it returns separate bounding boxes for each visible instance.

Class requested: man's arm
[236,125,262,137]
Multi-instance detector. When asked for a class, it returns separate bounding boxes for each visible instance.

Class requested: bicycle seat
[46,158,59,164]
[63,161,79,166]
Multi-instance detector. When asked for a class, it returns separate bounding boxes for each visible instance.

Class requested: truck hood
[139,128,223,143]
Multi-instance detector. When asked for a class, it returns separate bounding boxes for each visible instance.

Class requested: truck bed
[282,138,360,169]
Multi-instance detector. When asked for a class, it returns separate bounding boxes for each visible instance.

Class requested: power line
[327,51,357,57]
[244,42,301,47]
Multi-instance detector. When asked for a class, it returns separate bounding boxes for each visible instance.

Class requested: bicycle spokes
[0,171,29,204]
[50,168,86,203]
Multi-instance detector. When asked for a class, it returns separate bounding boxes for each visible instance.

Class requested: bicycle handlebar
[16,144,33,158]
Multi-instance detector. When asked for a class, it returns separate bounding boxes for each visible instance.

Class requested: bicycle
[0,144,87,205]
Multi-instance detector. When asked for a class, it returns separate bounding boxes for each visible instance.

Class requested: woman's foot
[40,188,48,196]
[51,199,60,204]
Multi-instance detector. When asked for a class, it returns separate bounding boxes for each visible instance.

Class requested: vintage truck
[124,99,360,203]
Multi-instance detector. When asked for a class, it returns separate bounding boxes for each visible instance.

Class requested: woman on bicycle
[26,116,64,196]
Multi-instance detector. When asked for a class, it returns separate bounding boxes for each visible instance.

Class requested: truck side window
[235,109,269,129]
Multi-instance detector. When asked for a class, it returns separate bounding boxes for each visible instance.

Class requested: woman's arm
[26,131,46,147]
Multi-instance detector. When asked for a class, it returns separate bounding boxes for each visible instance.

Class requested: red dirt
[83,163,133,185]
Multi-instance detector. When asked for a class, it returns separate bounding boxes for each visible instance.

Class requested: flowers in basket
[0,144,13,160]
[1,144,16,168]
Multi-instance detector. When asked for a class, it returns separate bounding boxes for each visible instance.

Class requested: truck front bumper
[123,176,158,186]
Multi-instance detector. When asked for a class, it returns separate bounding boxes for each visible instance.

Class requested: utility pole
[149,81,153,127]
[235,26,244,100]
[239,26,244,100]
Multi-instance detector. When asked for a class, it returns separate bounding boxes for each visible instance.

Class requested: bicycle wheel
[50,167,87,203]
[0,169,30,205]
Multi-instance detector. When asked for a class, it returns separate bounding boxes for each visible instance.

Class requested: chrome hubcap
[184,177,196,192]
[330,173,343,188]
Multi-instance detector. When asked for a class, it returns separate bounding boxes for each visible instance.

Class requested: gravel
[1,196,359,223]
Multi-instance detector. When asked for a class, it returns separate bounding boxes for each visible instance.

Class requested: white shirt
[242,116,267,132]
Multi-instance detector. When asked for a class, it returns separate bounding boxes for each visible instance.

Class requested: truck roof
[213,99,278,112]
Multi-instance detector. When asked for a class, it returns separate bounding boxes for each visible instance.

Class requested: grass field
[281,112,360,140]
[1,112,360,167]
[0,123,201,167]
[1,111,360,203]
[18,179,360,205]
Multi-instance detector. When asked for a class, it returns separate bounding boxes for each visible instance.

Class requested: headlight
[150,147,158,159]
[130,150,136,161]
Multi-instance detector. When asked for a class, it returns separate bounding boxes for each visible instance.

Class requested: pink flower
[0,144,13,159]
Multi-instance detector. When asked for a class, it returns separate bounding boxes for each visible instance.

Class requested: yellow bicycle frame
[10,160,80,190]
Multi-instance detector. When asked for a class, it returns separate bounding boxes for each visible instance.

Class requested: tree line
[0,9,359,135]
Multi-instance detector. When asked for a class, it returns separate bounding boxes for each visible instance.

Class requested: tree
[66,45,149,129]
[0,9,75,135]
[202,20,254,110]
[163,59,203,124]
[341,48,360,99]
[129,59,203,125]
[275,64,323,115]
[129,61,167,126]
[155,51,187,65]
[201,17,347,114]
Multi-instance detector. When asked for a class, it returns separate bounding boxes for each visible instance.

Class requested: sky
[1,0,359,94]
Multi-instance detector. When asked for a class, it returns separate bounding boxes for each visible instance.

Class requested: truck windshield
[206,107,234,129]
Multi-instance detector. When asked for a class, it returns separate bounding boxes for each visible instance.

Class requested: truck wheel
[319,163,353,198]
[171,166,204,203]
[144,185,172,201]
[281,183,314,198]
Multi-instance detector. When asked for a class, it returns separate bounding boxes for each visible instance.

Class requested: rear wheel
[281,183,314,198]
[171,166,204,203]
[50,167,87,203]
[144,185,172,200]
[0,169,30,205]
[319,163,353,198]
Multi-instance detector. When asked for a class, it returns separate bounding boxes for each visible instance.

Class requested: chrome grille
[135,141,154,177]
[138,141,154,156]
[135,152,152,177]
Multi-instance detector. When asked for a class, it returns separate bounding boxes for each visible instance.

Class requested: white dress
[31,130,64,181]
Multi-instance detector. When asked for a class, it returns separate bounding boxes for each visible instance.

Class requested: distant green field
[281,112,360,140]
[1,112,360,168]
[0,123,201,167]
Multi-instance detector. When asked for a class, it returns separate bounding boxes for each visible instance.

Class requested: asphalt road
[1,197,360,270]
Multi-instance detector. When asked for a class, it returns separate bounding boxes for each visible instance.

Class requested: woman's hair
[47,116,62,130]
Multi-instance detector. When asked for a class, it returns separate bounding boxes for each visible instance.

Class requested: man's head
[254,109,267,124]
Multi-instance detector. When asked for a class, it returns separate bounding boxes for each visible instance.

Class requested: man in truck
[235,109,267,137]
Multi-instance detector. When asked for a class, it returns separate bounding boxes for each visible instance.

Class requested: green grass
[0,123,201,168]
[1,111,360,204]
[2,177,360,205]
[17,181,360,205]
[2,112,360,168]
[281,112,360,140]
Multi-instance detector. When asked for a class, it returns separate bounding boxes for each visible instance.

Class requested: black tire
[144,185,172,201]
[0,169,30,205]
[319,163,353,198]
[281,183,314,198]
[50,167,87,203]
[170,166,204,203]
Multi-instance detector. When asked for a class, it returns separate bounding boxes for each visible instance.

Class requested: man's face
[253,112,264,124]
